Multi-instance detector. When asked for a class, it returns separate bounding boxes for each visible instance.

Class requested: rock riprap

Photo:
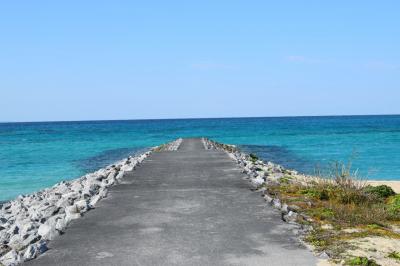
[0,139,182,266]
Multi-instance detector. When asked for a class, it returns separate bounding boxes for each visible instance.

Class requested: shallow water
[1,115,400,201]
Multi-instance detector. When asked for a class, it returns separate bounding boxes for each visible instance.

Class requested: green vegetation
[388,194,400,215]
[388,251,400,260]
[346,257,379,266]
[366,224,382,230]
[249,153,259,163]
[265,160,400,263]
[364,185,395,199]
[279,175,292,184]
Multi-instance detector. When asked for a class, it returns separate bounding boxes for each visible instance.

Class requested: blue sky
[1,1,399,122]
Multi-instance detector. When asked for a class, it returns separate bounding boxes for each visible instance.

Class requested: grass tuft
[388,251,400,260]
[346,256,379,266]
[388,195,400,216]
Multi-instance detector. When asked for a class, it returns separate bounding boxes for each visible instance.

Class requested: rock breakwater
[0,139,182,265]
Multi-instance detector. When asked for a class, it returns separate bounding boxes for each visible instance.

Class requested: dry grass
[265,160,400,263]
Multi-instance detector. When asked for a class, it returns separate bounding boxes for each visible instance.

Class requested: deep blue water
[1,115,400,201]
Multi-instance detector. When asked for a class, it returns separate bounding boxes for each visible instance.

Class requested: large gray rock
[250,176,265,187]
[0,217,8,225]
[7,234,23,250]
[89,194,101,207]
[23,240,48,262]
[55,218,68,232]
[23,244,37,261]
[264,194,273,203]
[0,249,22,266]
[61,191,80,202]
[21,233,40,247]
[70,181,83,193]
[74,200,90,213]
[282,211,298,223]
[115,171,125,180]
[37,223,58,241]
[65,206,81,223]
[39,205,58,219]
[8,225,19,236]
[55,197,71,209]
[273,198,282,209]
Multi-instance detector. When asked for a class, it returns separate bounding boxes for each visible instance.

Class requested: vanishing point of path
[28,138,318,266]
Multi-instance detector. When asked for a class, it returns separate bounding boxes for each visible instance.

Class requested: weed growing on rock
[249,153,258,163]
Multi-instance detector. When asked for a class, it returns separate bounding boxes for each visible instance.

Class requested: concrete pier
[28,138,317,266]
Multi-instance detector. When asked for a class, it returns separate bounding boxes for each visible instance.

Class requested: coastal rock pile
[202,138,312,230]
[0,139,182,265]
[162,138,183,151]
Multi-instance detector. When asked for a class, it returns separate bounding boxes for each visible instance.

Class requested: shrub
[322,161,376,205]
[388,195,400,215]
[300,187,330,200]
[334,187,376,205]
[364,185,396,199]
[331,202,389,227]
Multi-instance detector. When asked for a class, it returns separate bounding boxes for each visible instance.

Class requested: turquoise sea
[1,115,400,201]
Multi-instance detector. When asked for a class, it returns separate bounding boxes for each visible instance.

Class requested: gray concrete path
[28,138,317,266]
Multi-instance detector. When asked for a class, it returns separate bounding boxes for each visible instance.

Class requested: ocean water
[1,115,400,201]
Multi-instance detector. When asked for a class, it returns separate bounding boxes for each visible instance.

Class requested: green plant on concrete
[364,185,396,199]
[346,256,379,266]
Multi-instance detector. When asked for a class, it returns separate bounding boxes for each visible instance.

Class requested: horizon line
[1,113,399,124]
